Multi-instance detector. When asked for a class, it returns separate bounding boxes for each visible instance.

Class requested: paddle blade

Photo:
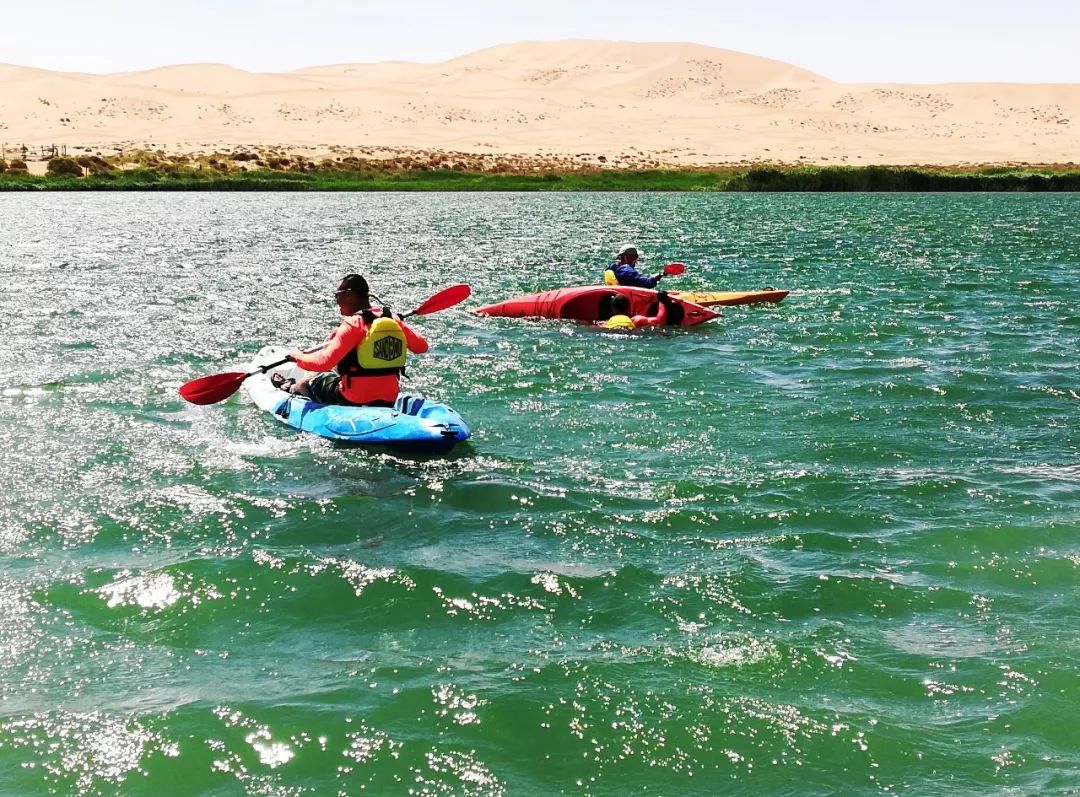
[663,262,686,276]
[179,371,248,405]
[409,284,471,316]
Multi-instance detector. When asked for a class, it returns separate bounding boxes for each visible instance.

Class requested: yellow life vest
[355,315,408,373]
[604,314,636,331]
[603,269,619,286]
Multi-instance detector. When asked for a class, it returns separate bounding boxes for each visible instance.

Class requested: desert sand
[2,40,1078,169]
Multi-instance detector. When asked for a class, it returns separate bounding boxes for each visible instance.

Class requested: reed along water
[1,192,1077,795]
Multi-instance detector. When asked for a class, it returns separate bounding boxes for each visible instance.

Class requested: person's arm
[289,318,365,371]
[396,317,429,354]
[631,298,668,327]
[616,264,659,289]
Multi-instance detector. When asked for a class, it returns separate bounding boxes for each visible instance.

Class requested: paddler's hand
[263,353,295,373]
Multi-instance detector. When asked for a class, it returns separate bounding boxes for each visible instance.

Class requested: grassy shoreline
[2,160,1080,191]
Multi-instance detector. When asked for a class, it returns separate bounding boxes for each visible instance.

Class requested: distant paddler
[603,245,685,288]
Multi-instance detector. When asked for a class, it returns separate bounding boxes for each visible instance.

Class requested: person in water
[603,245,666,289]
[600,292,669,330]
[274,273,429,406]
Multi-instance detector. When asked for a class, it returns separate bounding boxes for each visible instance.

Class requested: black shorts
[306,372,344,405]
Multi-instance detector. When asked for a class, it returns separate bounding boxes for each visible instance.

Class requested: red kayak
[475,286,719,327]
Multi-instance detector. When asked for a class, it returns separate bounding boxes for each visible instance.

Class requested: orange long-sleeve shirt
[630,300,667,328]
[289,311,429,405]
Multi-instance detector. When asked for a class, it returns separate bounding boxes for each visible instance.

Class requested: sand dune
[1,39,1078,167]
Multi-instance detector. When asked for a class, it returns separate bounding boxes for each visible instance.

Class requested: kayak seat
[654,298,684,326]
[558,291,619,322]
[596,293,617,322]
[396,395,427,416]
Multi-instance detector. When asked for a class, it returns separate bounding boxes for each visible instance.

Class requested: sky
[2,0,1078,84]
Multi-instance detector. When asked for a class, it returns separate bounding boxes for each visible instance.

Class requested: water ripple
[1,193,1077,795]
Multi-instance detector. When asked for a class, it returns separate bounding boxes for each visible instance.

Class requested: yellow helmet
[604,314,636,331]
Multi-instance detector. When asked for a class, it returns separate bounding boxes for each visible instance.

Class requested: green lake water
[1,193,1078,795]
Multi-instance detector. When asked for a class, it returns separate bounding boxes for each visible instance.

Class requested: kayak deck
[670,289,789,307]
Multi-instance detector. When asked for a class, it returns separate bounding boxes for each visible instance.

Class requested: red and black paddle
[179,283,471,406]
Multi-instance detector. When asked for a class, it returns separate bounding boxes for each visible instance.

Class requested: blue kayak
[245,346,470,453]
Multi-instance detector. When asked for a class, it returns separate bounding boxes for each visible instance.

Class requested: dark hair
[340,274,369,295]
[611,294,630,314]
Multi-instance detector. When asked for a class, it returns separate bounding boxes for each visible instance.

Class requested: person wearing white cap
[603,244,665,289]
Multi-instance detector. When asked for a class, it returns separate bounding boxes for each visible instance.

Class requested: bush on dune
[47,157,84,177]
[76,155,113,174]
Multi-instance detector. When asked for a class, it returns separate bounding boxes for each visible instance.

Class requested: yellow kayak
[670,289,789,307]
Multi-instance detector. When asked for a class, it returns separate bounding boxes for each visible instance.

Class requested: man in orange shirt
[275,274,429,407]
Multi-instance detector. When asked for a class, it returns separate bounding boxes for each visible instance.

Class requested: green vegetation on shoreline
[2,154,1079,191]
